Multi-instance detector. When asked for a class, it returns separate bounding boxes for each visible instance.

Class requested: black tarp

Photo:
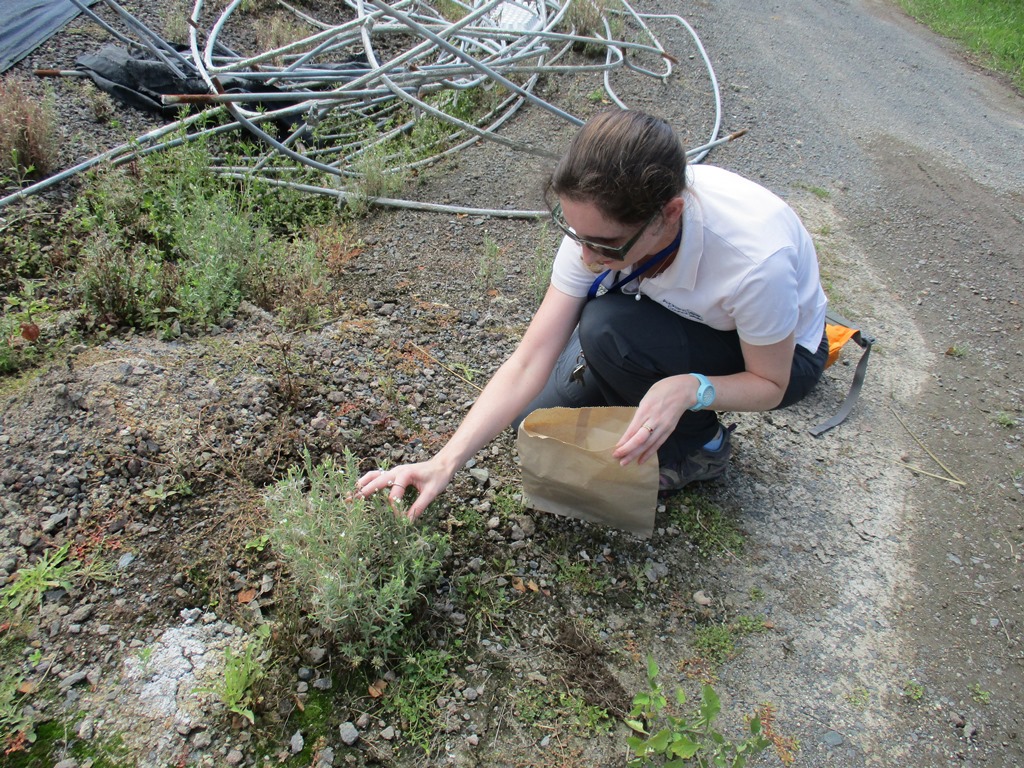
[1,0,101,74]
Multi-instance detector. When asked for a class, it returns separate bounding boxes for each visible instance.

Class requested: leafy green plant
[244,534,270,553]
[195,623,271,723]
[625,656,770,767]
[902,680,924,702]
[994,412,1018,428]
[266,450,448,663]
[0,543,75,618]
[0,674,37,753]
[969,683,991,705]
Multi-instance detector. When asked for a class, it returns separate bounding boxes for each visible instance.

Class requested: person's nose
[580,244,608,267]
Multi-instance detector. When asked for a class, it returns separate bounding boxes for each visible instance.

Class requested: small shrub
[266,450,448,663]
[0,77,58,182]
[77,233,170,328]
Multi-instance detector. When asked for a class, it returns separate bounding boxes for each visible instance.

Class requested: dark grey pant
[517,292,828,463]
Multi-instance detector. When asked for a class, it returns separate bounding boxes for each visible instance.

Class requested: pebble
[822,730,844,747]
[193,731,213,749]
[226,748,244,765]
[290,730,304,754]
[339,721,360,745]
[380,725,396,741]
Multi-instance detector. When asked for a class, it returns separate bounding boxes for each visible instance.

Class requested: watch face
[699,383,715,406]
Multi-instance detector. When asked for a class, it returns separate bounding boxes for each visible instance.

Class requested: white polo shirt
[550,165,828,353]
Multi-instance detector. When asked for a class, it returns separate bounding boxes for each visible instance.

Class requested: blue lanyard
[586,221,683,300]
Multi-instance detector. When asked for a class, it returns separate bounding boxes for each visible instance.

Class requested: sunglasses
[550,202,658,261]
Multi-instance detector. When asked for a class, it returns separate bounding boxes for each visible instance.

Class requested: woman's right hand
[355,458,456,522]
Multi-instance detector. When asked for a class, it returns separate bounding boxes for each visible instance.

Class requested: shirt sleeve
[549,236,594,298]
[727,247,801,346]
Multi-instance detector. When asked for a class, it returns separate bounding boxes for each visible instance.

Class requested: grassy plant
[195,623,270,723]
[255,12,314,64]
[0,543,75,619]
[556,556,608,595]
[66,135,338,334]
[160,0,193,43]
[734,615,769,635]
[625,656,770,767]
[475,234,506,291]
[563,0,608,37]
[266,450,448,663]
[379,648,454,753]
[0,77,58,183]
[794,182,830,200]
[897,0,1023,89]
[668,493,745,556]
[844,686,870,710]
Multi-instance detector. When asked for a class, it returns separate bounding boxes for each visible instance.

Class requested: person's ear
[662,196,684,225]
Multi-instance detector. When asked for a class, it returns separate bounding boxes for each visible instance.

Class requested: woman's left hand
[612,375,696,465]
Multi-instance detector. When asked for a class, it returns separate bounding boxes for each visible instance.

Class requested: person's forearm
[704,371,788,412]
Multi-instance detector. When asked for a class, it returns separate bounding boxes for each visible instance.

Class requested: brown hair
[546,110,687,225]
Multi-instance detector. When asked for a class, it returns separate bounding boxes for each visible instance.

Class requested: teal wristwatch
[689,373,716,411]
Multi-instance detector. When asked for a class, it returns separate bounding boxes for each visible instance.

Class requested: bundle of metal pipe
[2,0,732,216]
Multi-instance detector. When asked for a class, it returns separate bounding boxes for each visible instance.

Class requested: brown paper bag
[517,406,659,537]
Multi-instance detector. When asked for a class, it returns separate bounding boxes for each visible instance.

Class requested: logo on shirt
[662,300,704,323]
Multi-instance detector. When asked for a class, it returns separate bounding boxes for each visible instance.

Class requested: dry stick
[892,460,967,486]
[889,406,966,486]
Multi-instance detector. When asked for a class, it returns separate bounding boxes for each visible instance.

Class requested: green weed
[0,77,58,182]
[380,648,455,754]
[265,450,448,664]
[556,556,608,595]
[668,493,745,556]
[691,624,735,667]
[994,412,1018,428]
[625,656,770,767]
[902,680,925,702]
[515,682,611,734]
[0,543,75,619]
[475,234,506,291]
[195,624,271,723]
[969,683,991,705]
[794,182,830,200]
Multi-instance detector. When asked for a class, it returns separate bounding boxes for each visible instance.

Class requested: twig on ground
[889,407,966,486]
